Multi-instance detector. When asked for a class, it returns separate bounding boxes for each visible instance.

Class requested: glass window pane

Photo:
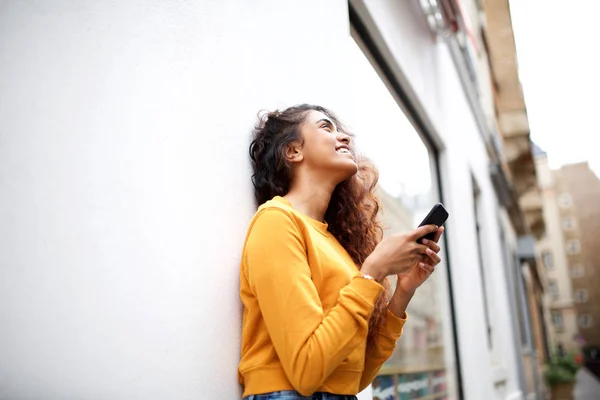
[574,289,589,303]
[566,239,581,255]
[558,193,572,208]
[548,280,559,299]
[348,33,452,398]
[552,311,564,329]
[579,314,593,328]
[562,217,575,230]
[570,264,585,278]
[542,251,553,270]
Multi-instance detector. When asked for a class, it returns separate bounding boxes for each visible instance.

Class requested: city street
[575,368,600,400]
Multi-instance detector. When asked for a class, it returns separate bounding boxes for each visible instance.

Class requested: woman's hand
[361,225,440,282]
[395,227,444,295]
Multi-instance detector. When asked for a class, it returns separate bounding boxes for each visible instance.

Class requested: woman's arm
[358,290,411,391]
[245,208,383,396]
[359,227,444,390]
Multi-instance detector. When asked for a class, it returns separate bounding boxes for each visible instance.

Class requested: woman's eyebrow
[316,118,336,130]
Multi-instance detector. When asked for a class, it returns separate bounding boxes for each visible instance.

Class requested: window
[552,311,564,329]
[566,239,581,255]
[562,217,576,230]
[472,177,493,349]
[542,251,553,270]
[574,289,589,303]
[513,261,531,348]
[548,280,559,299]
[579,314,593,328]
[349,29,453,395]
[558,193,572,208]
[571,264,585,278]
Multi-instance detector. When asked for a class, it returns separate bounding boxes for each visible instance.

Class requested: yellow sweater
[238,196,407,397]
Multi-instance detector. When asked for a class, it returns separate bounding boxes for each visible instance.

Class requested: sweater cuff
[348,272,384,307]
[381,309,408,340]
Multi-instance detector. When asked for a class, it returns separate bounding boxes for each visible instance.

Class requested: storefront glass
[347,33,455,400]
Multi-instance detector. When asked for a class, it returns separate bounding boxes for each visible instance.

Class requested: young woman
[238,104,444,400]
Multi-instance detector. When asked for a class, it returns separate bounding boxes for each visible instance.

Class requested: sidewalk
[574,368,600,400]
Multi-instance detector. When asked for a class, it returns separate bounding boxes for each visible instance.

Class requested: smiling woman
[237,104,445,399]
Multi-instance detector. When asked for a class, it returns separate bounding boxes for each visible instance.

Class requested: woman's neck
[284,178,336,222]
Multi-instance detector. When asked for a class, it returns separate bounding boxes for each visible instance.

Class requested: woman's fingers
[424,248,441,265]
[414,243,441,265]
[414,243,430,255]
[421,238,440,253]
[411,224,438,241]
[433,226,444,242]
[419,262,435,274]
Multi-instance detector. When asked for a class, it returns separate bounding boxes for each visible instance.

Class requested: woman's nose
[337,132,351,144]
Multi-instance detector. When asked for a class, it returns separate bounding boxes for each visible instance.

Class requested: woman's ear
[285,141,303,163]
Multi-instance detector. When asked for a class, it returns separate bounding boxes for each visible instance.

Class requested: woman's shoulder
[243,197,308,253]
[258,195,295,213]
[250,196,301,230]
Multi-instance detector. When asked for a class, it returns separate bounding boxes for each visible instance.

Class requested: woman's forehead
[306,110,335,126]
[306,110,329,122]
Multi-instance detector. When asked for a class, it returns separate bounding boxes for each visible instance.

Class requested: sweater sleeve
[244,208,384,396]
[359,309,407,391]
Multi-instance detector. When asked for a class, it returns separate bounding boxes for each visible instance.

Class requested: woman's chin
[325,160,359,184]
[340,161,359,179]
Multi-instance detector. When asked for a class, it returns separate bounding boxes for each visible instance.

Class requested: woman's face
[296,110,358,183]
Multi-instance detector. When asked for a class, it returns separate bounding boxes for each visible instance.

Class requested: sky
[509,0,600,176]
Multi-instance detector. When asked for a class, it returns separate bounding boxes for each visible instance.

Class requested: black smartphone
[416,203,449,244]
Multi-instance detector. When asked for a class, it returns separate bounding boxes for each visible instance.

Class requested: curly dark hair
[249,103,391,345]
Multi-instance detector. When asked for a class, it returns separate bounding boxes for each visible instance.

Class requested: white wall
[0,1,354,398]
[355,0,525,398]
[1,0,528,399]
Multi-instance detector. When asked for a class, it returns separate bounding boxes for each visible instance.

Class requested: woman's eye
[322,125,332,131]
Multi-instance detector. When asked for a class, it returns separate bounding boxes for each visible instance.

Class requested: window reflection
[348,34,450,399]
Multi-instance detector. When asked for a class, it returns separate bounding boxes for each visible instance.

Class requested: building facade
[534,147,581,355]
[555,163,600,350]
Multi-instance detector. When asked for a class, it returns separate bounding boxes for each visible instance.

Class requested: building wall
[454,0,498,135]
[356,1,524,399]
[1,0,528,399]
[534,154,580,354]
[556,163,600,346]
[0,1,354,399]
